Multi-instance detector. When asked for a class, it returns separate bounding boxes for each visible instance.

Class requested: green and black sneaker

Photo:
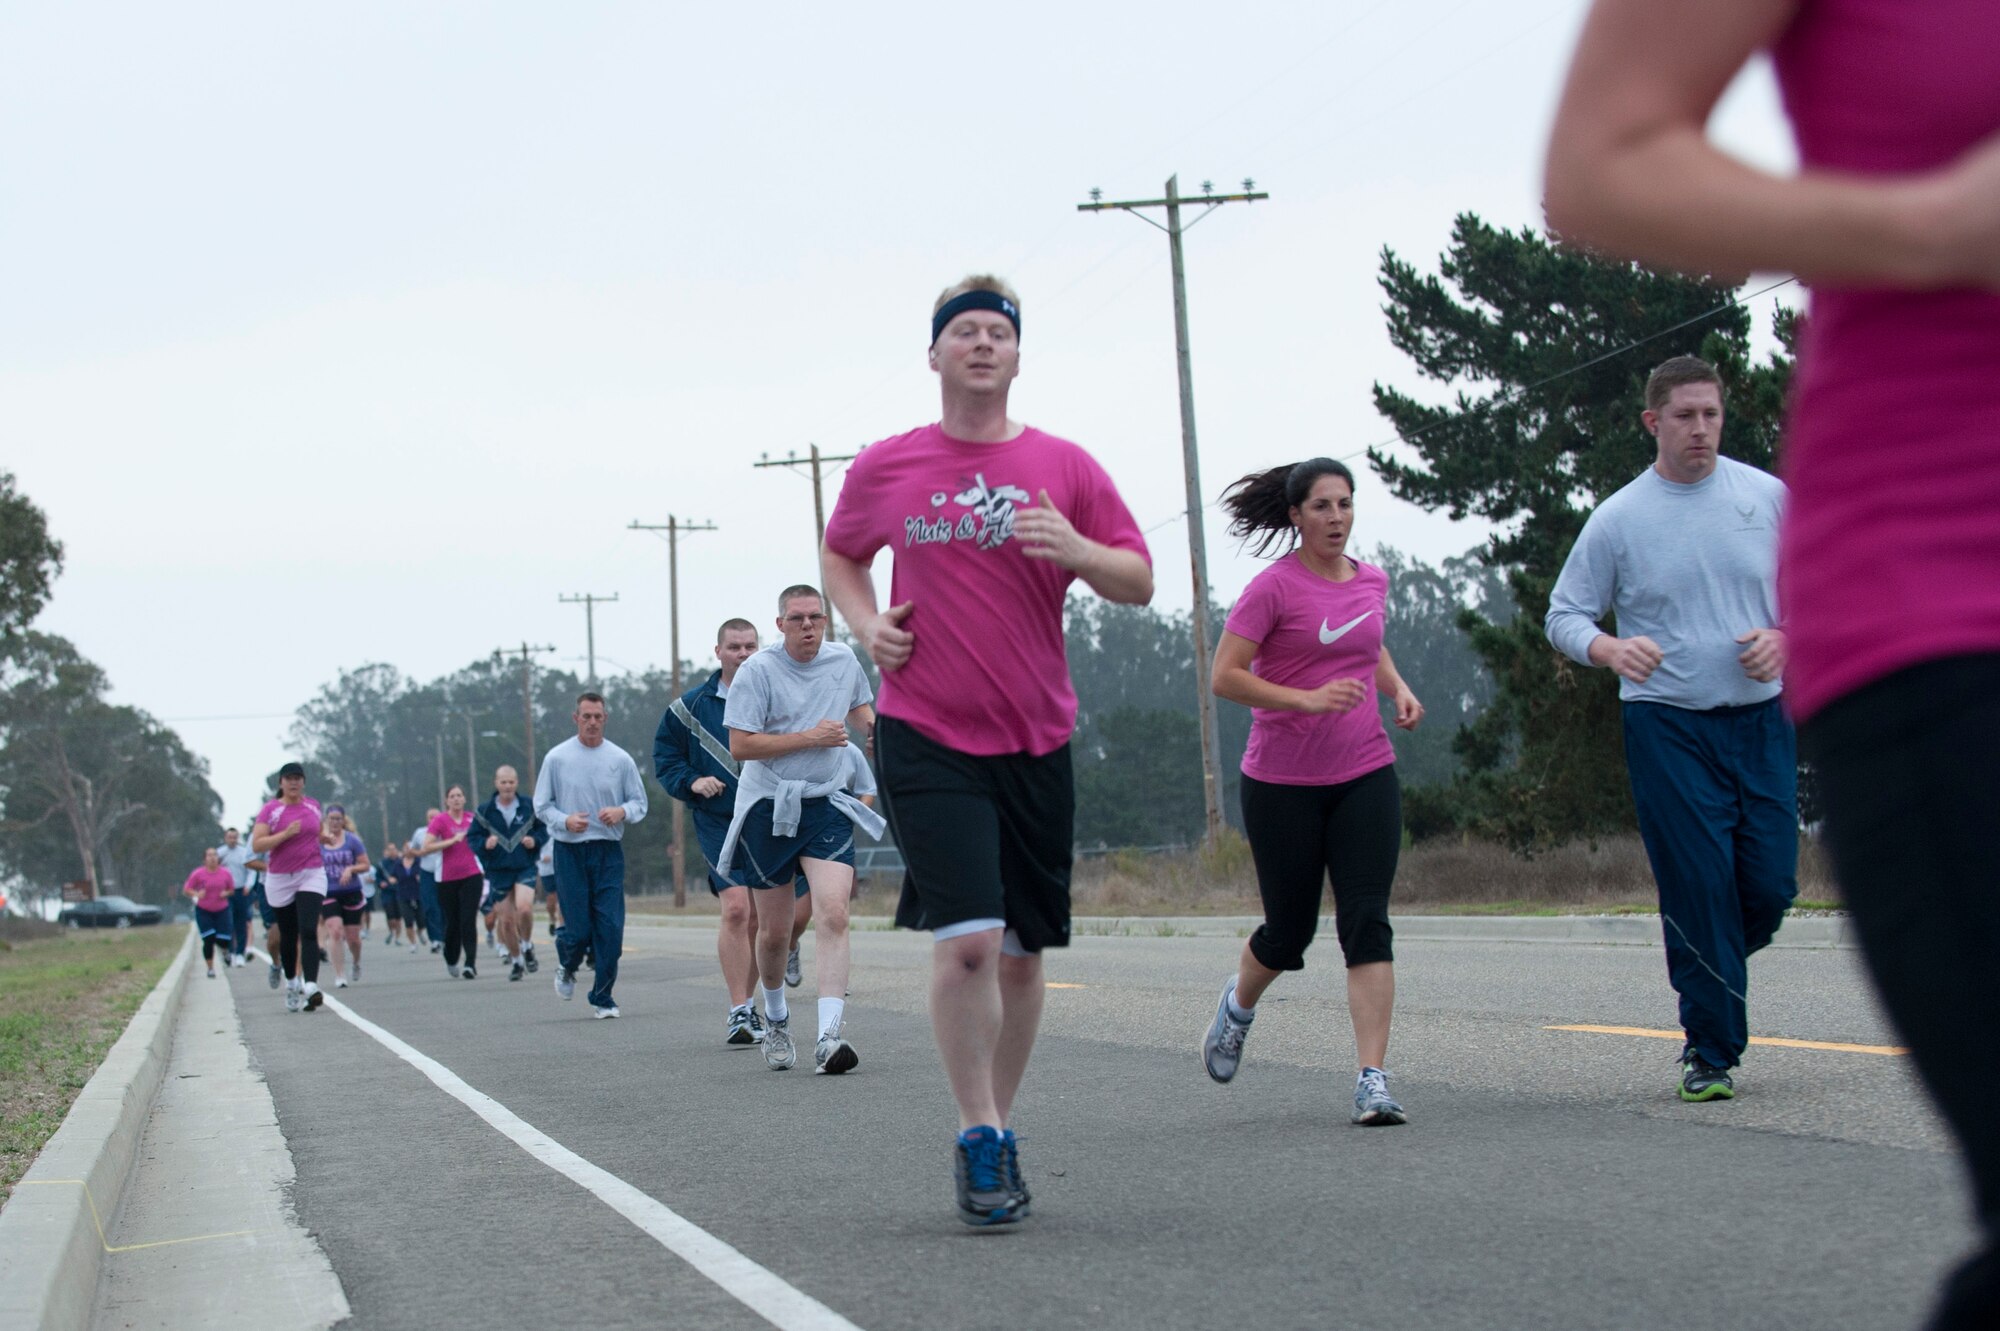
[1679,1048,1735,1102]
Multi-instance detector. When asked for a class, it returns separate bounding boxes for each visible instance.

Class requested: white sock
[818,997,845,1040]
[730,1001,752,1016]
[763,986,788,1024]
[1226,986,1255,1023]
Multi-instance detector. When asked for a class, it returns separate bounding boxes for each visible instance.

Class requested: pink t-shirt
[256,797,323,875]
[1224,554,1396,787]
[1772,0,2000,720]
[428,811,481,881]
[824,423,1150,756]
[183,867,234,912]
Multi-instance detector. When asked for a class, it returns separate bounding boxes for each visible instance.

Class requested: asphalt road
[226,919,1974,1331]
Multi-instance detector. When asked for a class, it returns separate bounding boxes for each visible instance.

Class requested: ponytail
[1220,458,1355,558]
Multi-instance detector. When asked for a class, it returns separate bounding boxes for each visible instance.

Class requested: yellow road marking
[1045,982,1086,990]
[17,1179,257,1252]
[1546,1024,1906,1056]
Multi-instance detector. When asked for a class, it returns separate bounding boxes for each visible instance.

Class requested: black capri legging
[1240,764,1401,971]
[273,893,324,984]
[437,875,483,969]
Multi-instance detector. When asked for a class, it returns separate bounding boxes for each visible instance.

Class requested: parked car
[59,896,164,929]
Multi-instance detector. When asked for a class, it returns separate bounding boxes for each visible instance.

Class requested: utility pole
[434,733,446,806]
[378,790,390,850]
[753,445,860,589]
[1078,174,1268,849]
[493,642,556,793]
[629,517,718,907]
[464,713,478,796]
[558,592,620,686]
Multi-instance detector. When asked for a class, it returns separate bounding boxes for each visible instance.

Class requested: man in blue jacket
[472,765,543,982]
[655,618,809,1045]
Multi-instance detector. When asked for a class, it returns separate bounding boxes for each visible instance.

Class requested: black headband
[930,290,1020,346]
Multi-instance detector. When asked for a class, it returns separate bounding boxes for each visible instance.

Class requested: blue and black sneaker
[954,1126,1022,1227]
[1679,1048,1735,1102]
[1001,1128,1031,1217]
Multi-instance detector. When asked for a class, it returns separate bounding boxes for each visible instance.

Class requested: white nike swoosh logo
[1319,611,1373,645]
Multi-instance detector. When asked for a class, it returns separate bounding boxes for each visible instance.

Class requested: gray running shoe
[748,1006,766,1042]
[785,947,802,988]
[726,1008,758,1046]
[267,962,281,990]
[763,1017,797,1070]
[1202,980,1254,1083]
[1353,1067,1407,1126]
[953,1127,1022,1227]
[1001,1127,1031,1216]
[815,1034,859,1075]
[349,959,360,985]
[1679,1048,1735,1102]
[284,980,303,1012]
[445,959,459,980]
[555,967,576,1001]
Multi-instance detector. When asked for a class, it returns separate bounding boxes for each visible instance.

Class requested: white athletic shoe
[593,1005,620,1019]
[763,1017,796,1070]
[334,976,348,989]
[785,947,803,988]
[302,981,323,1012]
[206,965,217,979]
[815,1035,859,1075]
[555,968,576,1001]
[285,980,303,1013]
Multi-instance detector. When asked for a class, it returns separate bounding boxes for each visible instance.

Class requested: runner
[318,805,371,988]
[717,591,882,1071]
[410,808,444,954]
[418,787,485,979]
[472,766,542,981]
[1546,8,2000,1322]
[1545,357,1794,1102]
[1199,458,1425,1127]
[216,827,256,968]
[183,848,236,978]
[251,762,327,1012]
[373,843,403,946]
[534,691,648,1017]
[822,274,1153,1225]
[654,617,779,1045]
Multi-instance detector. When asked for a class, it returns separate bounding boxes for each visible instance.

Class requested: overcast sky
[1,2,1799,829]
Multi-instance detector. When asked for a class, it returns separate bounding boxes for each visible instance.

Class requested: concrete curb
[0,925,196,1331]
[628,911,1858,948]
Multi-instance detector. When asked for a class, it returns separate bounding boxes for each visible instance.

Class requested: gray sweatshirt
[1545,456,1785,710]
[533,736,649,843]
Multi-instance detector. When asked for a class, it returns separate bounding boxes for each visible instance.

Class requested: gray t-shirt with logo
[724,642,874,785]
[1545,455,1786,710]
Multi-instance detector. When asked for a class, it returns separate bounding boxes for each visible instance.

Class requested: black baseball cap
[277,761,306,781]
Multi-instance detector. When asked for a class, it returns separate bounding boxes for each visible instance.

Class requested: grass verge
[0,927,184,1204]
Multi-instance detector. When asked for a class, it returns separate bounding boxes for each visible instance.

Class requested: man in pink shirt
[824,274,1153,1227]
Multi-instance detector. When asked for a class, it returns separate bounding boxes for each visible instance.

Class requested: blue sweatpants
[1623,698,1798,1069]
[553,839,626,1010]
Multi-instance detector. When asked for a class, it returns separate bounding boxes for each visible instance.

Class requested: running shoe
[726,1007,758,1046]
[1679,1049,1735,1102]
[445,959,459,980]
[763,1017,797,1070]
[523,946,539,974]
[815,1034,859,1075]
[555,967,576,1001]
[206,965,217,979]
[1352,1067,1407,1126]
[268,963,281,990]
[785,946,802,988]
[495,942,509,963]
[361,928,370,940]
[510,960,525,982]
[461,964,476,980]
[593,1005,620,1019]
[1001,1128,1031,1216]
[953,1126,1022,1227]
[349,959,360,985]
[1202,979,1254,1083]
[431,941,442,954]
[748,1007,766,1042]
[303,982,324,1013]
[334,976,348,989]
[285,980,303,1013]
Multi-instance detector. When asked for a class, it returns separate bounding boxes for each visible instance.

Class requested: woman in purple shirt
[318,805,370,988]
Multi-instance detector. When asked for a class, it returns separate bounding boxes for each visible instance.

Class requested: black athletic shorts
[327,891,366,925]
[878,714,1074,954]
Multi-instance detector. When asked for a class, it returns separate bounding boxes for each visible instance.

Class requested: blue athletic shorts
[251,883,276,929]
[733,797,854,890]
[691,811,804,897]
[486,866,538,893]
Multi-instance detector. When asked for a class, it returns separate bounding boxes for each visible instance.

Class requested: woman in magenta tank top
[1547,5,2000,1325]
[1198,458,1425,1128]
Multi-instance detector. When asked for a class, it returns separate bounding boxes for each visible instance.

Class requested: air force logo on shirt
[1319,611,1373,645]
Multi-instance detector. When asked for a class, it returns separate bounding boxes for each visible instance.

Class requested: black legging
[437,876,483,970]
[1240,764,1402,971]
[273,893,323,984]
[1802,654,2000,1331]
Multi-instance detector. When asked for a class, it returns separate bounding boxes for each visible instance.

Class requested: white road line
[249,952,863,1331]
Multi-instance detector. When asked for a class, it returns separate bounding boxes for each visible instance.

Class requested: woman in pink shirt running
[1200,458,1423,1128]
[183,848,237,978]
[1545,4,2000,1324]
[418,785,485,979]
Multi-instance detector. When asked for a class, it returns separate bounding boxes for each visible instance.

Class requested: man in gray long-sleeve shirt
[533,689,648,1017]
[1545,355,1797,1105]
